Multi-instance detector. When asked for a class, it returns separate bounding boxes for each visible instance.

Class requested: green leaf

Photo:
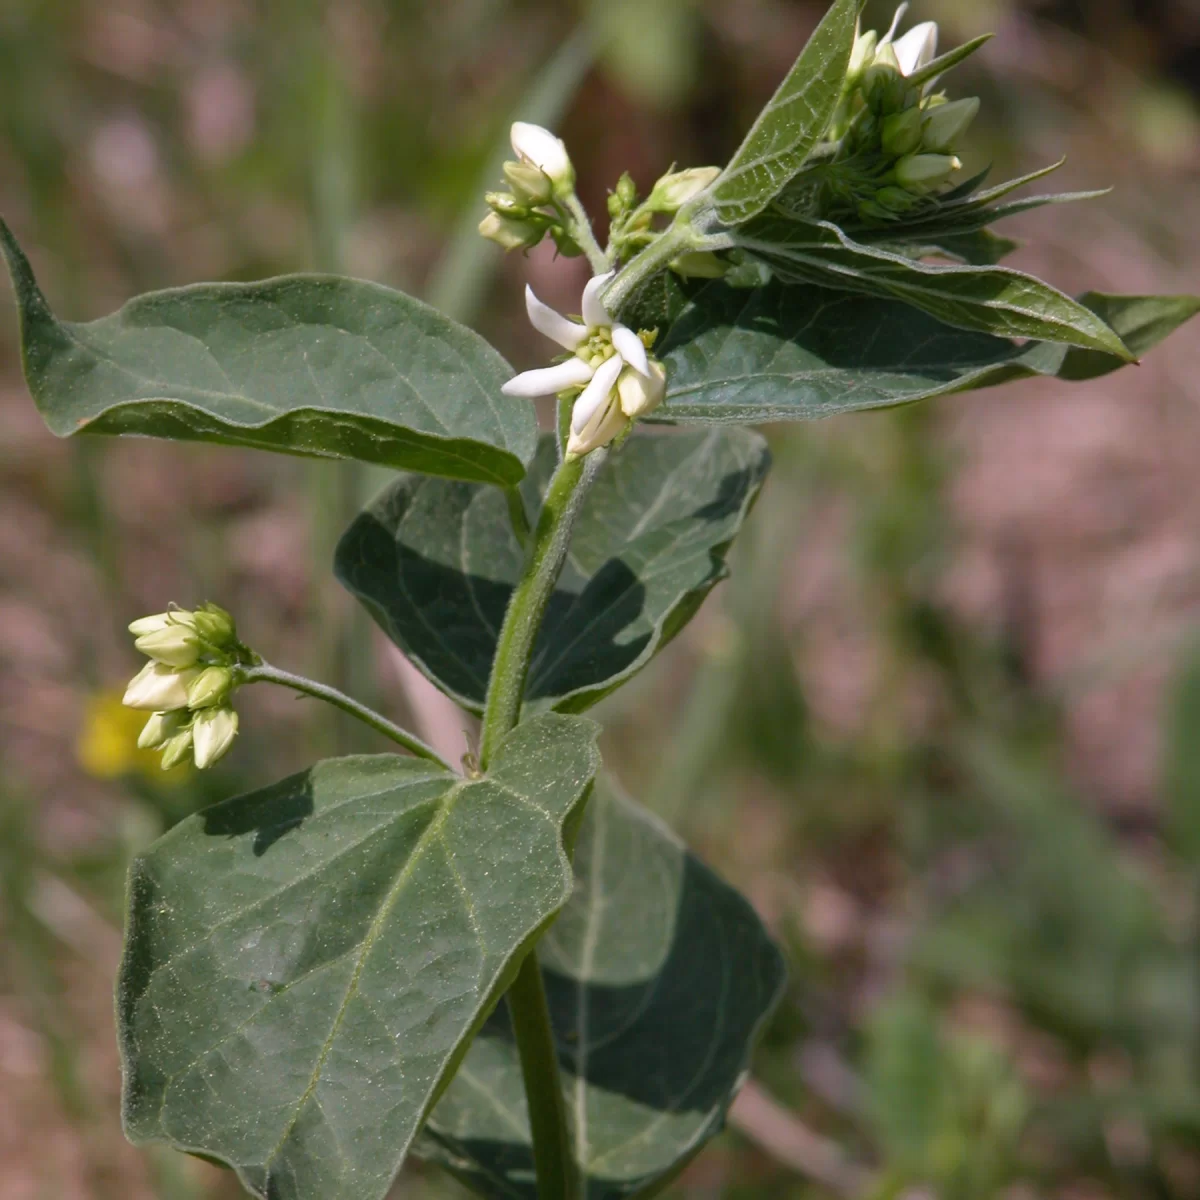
[0,220,536,485]
[702,0,859,227]
[902,33,993,92]
[335,429,770,714]
[898,229,1021,266]
[414,780,787,1200]
[656,280,1198,423]
[734,217,1133,357]
[118,714,600,1200]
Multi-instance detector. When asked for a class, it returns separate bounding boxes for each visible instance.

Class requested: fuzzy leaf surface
[701,0,858,227]
[118,715,600,1200]
[0,220,536,485]
[656,281,1197,423]
[414,780,787,1199]
[335,429,770,714]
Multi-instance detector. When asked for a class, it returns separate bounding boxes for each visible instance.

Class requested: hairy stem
[478,449,605,770]
[560,191,611,275]
[240,663,453,770]
[507,953,580,1200]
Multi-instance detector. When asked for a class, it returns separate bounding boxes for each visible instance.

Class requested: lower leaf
[414,779,787,1199]
[118,714,600,1200]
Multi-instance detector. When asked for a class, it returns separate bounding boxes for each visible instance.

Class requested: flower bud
[617,361,666,419]
[186,665,234,710]
[891,21,938,77]
[510,122,574,192]
[128,612,174,637]
[192,706,239,769]
[881,108,924,158]
[159,728,194,771]
[138,709,189,750]
[921,97,980,153]
[646,166,721,213]
[848,28,878,81]
[566,396,629,458]
[875,186,918,214]
[668,251,730,279]
[134,624,202,668]
[895,152,961,194]
[123,662,199,711]
[485,191,529,217]
[191,602,236,648]
[479,211,544,252]
[550,225,584,258]
[502,160,554,206]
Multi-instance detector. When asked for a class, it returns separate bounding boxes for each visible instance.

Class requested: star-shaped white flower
[502,272,664,456]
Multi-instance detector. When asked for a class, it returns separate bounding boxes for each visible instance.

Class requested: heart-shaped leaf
[0,220,536,485]
[335,429,770,714]
[734,217,1133,357]
[414,779,787,1200]
[657,281,1198,424]
[118,714,600,1200]
[701,0,858,228]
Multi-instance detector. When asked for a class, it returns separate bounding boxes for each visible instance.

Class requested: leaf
[702,0,859,227]
[901,229,1021,266]
[0,220,536,486]
[414,779,787,1200]
[655,280,1199,423]
[902,33,993,92]
[118,714,600,1200]
[734,217,1133,357]
[335,428,770,714]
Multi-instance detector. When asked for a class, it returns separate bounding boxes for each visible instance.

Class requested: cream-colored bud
[617,361,667,420]
[669,251,730,279]
[134,624,202,668]
[186,665,234,710]
[510,122,574,191]
[895,152,961,194]
[566,396,629,458]
[128,612,174,637]
[921,97,980,153]
[646,166,721,213]
[848,28,878,79]
[138,709,189,750]
[479,211,543,252]
[503,160,554,206]
[159,728,194,771]
[192,706,239,769]
[123,662,199,711]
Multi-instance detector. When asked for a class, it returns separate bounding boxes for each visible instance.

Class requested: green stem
[600,224,692,314]
[240,663,453,770]
[559,190,610,275]
[478,450,605,769]
[506,953,580,1200]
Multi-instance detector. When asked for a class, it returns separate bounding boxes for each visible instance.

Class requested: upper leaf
[118,714,600,1200]
[701,0,859,228]
[734,217,1133,358]
[0,220,536,485]
[657,281,1199,423]
[414,779,787,1199]
[335,429,770,715]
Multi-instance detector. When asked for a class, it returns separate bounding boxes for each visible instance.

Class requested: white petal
[525,285,587,351]
[502,358,594,398]
[610,325,649,377]
[571,354,623,434]
[581,271,616,329]
[893,21,937,75]
[880,2,909,46]
[567,397,627,457]
[510,122,572,184]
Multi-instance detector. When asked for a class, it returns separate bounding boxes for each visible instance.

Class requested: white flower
[134,623,202,668]
[192,706,239,769]
[878,6,938,77]
[502,273,665,456]
[510,122,574,191]
[123,661,198,711]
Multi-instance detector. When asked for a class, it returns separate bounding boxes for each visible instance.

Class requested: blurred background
[2,0,1200,1196]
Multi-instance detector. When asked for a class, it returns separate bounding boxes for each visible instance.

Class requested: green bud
[921,97,980,153]
[502,159,554,206]
[186,665,234,710]
[895,152,961,194]
[616,172,637,208]
[550,225,583,258]
[847,28,878,81]
[159,728,194,771]
[881,108,923,158]
[645,166,721,214]
[875,186,917,214]
[478,211,544,252]
[668,251,730,279]
[192,706,239,770]
[192,602,236,648]
[138,709,189,750]
[134,623,202,668]
[857,199,893,223]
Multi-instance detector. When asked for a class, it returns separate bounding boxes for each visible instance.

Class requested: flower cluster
[501,273,665,457]
[804,5,980,224]
[121,604,243,769]
[478,123,581,255]
[606,166,725,276]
